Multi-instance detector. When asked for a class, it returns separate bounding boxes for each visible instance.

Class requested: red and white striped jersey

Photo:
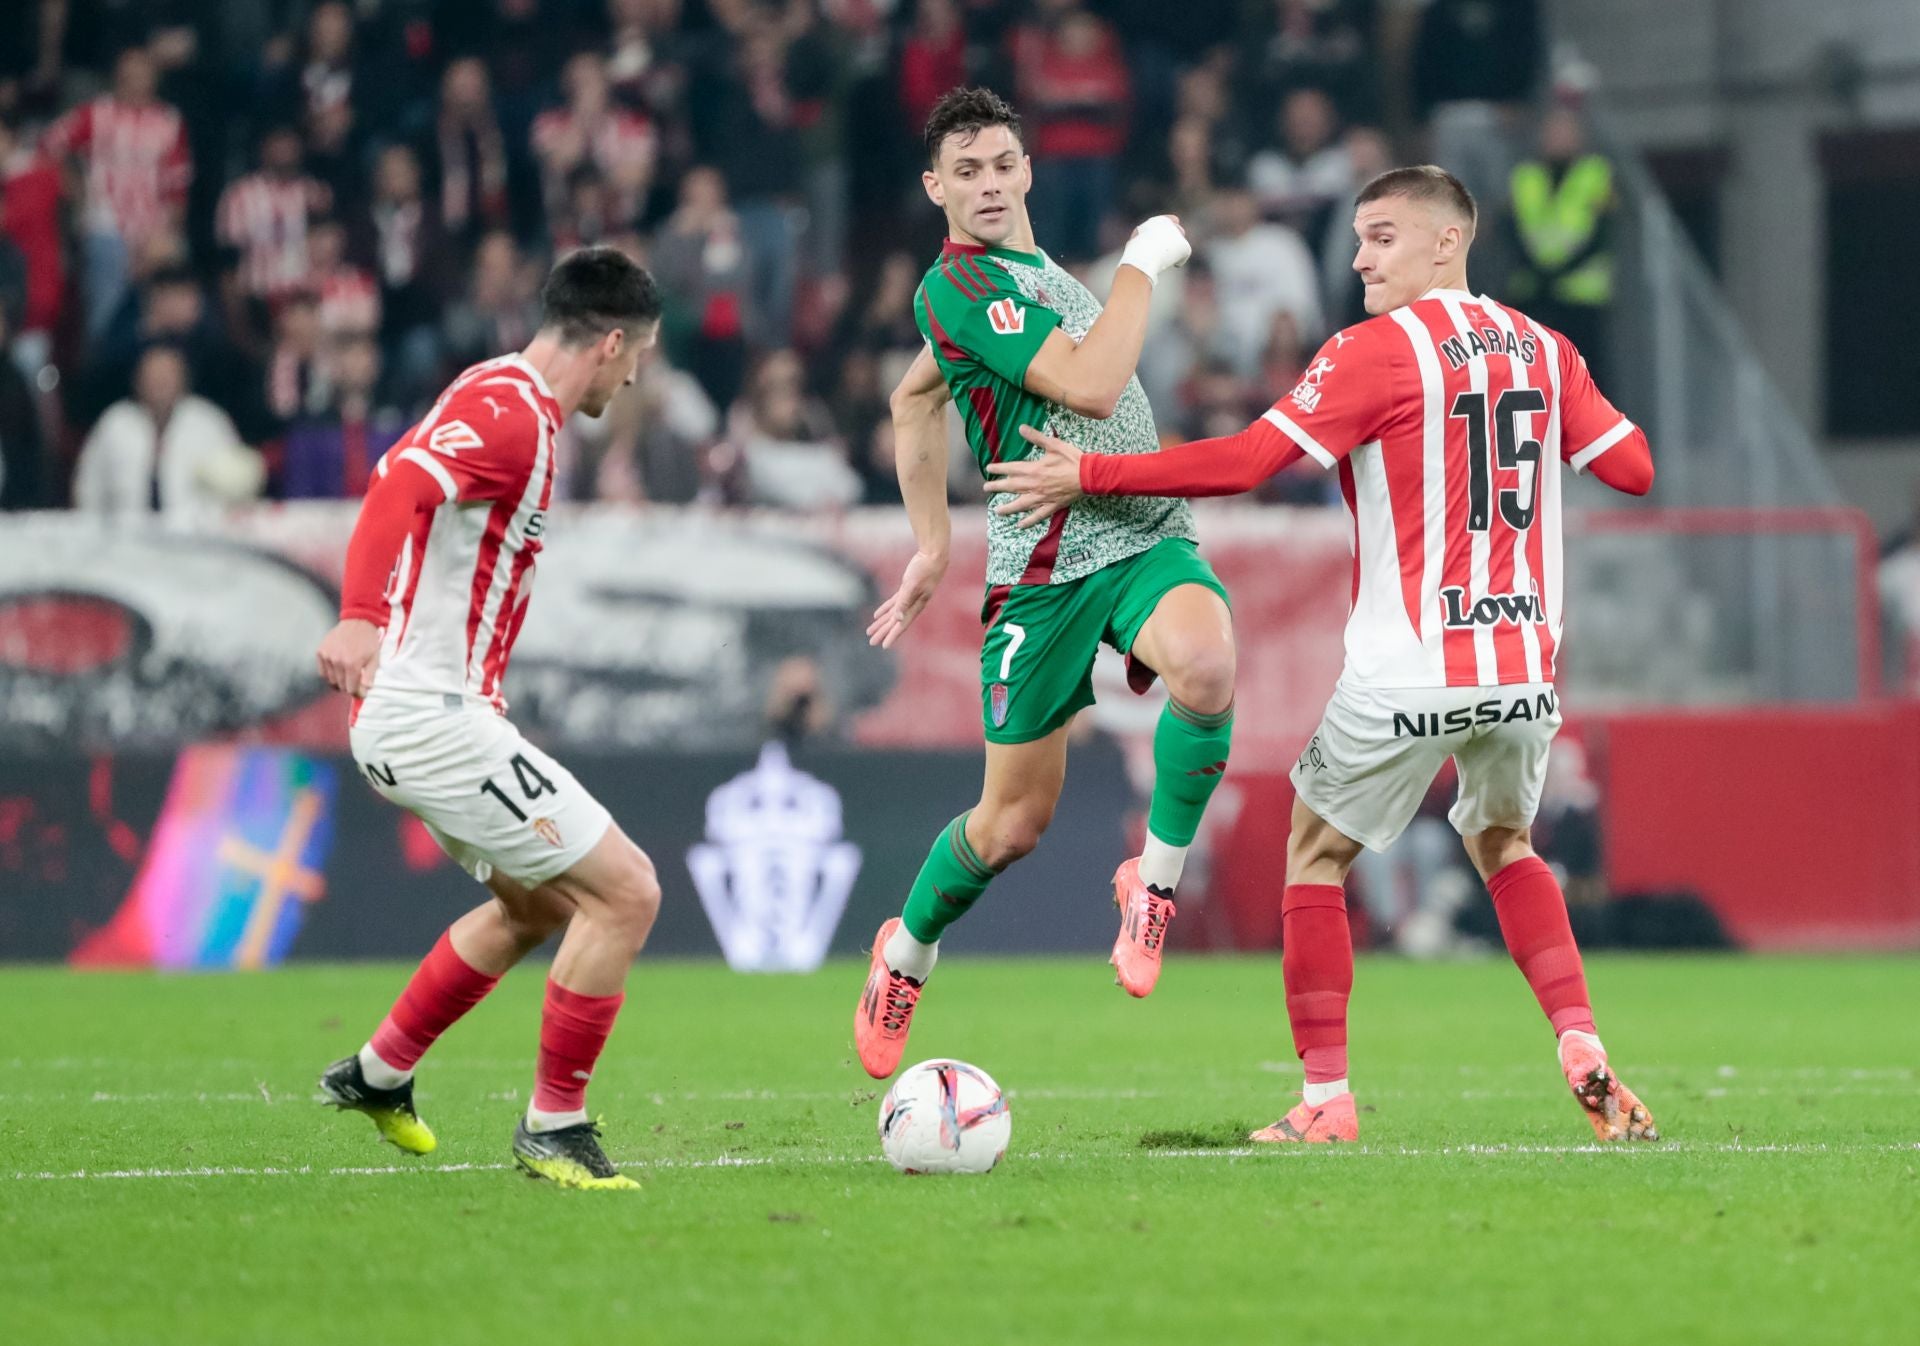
[314,263,381,337]
[366,355,562,714]
[216,172,320,300]
[1262,289,1641,689]
[45,96,191,246]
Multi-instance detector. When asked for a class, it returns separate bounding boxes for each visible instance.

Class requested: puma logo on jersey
[1392,690,1559,737]
[428,419,485,453]
[1289,357,1337,414]
[987,297,1025,335]
[1440,584,1545,629]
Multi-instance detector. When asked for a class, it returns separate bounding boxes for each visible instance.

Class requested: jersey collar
[503,353,563,423]
[942,237,1045,268]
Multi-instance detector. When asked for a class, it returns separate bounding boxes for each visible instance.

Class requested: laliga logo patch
[1289,357,1337,415]
[427,419,484,453]
[989,682,1010,728]
[686,742,862,973]
[987,298,1025,336]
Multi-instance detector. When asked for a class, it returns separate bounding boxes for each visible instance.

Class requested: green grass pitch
[3,954,1917,1344]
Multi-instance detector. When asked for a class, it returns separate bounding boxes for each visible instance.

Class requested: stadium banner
[5,719,1919,962]
[0,739,1141,966]
[4,509,1916,956]
[0,505,1351,768]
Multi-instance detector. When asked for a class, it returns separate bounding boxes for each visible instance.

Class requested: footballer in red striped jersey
[992,166,1660,1147]
[313,247,666,1188]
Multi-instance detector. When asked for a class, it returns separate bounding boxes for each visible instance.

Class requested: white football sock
[1303,1078,1350,1107]
[883,924,938,982]
[525,1104,591,1133]
[1137,834,1188,893]
[357,1043,410,1090]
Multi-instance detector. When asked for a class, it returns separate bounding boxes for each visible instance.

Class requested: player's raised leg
[1462,826,1658,1142]
[1114,576,1236,996]
[1251,794,1364,1143]
[321,876,573,1154]
[509,822,662,1188]
[856,728,1069,1078]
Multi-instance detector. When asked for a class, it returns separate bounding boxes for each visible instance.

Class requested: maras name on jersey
[1391,688,1559,738]
[1437,324,1540,372]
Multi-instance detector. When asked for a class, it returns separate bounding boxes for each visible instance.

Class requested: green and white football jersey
[914,239,1195,588]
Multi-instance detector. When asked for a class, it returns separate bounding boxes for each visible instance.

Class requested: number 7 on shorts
[998,622,1026,681]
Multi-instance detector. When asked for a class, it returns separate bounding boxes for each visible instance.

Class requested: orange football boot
[1250,1092,1359,1144]
[854,918,924,1079]
[1559,1030,1659,1142]
[1110,858,1177,998]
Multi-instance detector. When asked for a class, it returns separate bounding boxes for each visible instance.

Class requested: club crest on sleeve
[987,298,1025,336]
[989,683,1010,728]
[1288,357,1337,414]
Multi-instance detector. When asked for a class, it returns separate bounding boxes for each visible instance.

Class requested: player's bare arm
[1019,216,1189,419]
[869,345,953,649]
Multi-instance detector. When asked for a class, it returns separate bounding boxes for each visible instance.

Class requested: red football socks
[1487,856,1597,1039]
[1282,884,1353,1084]
[533,980,625,1114]
[368,931,502,1073]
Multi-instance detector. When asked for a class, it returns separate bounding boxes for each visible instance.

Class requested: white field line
[8,1059,1914,1081]
[12,1142,1920,1183]
[3,1080,1914,1108]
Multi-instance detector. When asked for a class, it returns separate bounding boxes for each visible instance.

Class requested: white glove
[1118,215,1191,285]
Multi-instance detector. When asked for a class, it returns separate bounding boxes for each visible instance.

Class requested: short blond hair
[1355,165,1478,239]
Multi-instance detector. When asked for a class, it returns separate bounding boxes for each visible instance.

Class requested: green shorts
[978,537,1229,744]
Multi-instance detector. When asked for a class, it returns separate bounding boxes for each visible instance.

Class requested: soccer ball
[877,1059,1011,1175]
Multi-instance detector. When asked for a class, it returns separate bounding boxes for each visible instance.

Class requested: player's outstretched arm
[1020,216,1189,420]
[986,418,1304,524]
[870,347,953,650]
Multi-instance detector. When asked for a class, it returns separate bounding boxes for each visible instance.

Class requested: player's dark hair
[1355,165,1478,239]
[924,87,1023,167]
[538,245,663,347]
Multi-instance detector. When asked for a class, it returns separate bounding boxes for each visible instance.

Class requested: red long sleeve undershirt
[1584,428,1655,495]
[338,457,446,625]
[1078,416,1656,497]
[1079,417,1306,497]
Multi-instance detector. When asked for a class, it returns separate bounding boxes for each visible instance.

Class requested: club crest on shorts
[989,682,1010,728]
[532,817,563,848]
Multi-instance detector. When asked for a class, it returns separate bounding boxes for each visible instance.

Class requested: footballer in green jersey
[853,87,1241,1078]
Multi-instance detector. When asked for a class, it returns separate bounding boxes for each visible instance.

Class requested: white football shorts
[1289,678,1563,852]
[349,698,611,887]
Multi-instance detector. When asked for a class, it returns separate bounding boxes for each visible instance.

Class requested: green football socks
[900,812,998,944]
[1146,696,1235,856]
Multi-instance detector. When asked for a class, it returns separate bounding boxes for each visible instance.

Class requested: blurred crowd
[0,0,1611,521]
